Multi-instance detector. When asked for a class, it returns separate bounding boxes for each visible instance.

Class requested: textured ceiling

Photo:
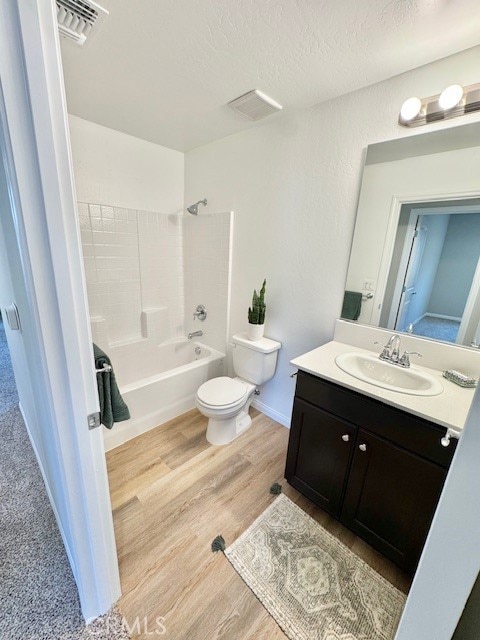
[60,0,480,151]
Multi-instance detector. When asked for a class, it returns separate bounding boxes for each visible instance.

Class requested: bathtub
[102,338,225,451]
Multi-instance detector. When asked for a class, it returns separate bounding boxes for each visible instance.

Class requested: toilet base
[206,407,253,446]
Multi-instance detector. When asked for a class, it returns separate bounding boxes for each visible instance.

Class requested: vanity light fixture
[438,84,464,110]
[398,81,480,127]
[400,97,422,122]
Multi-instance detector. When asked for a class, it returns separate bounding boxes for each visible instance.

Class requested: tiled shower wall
[79,202,232,353]
[78,202,184,346]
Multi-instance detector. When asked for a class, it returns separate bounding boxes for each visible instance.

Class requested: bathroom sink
[335,352,443,396]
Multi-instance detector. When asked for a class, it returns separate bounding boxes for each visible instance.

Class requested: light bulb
[400,97,422,121]
[438,84,464,110]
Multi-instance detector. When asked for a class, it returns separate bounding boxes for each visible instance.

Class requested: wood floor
[106,409,411,640]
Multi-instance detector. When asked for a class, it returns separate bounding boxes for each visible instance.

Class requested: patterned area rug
[225,494,406,640]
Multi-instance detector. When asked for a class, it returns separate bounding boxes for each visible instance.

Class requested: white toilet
[195,332,281,445]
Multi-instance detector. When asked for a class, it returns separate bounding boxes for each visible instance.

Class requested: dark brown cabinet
[286,399,356,517]
[342,428,448,571]
[286,371,456,574]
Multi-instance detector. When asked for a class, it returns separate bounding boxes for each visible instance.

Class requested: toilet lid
[197,377,247,407]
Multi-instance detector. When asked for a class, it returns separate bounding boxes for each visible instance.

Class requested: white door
[0,0,120,620]
[395,219,428,331]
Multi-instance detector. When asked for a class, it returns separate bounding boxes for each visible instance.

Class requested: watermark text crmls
[87,615,167,637]
[123,616,167,636]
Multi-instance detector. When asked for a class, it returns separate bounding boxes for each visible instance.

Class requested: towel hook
[95,363,112,374]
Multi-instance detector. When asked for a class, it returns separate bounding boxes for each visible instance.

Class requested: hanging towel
[341,291,363,321]
[93,343,130,429]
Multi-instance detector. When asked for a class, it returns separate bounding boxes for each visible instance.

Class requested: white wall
[407,214,450,324]
[395,382,480,640]
[429,213,480,318]
[68,115,184,212]
[185,45,480,425]
[0,167,39,445]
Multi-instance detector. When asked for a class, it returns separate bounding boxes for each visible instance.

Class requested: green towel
[93,343,130,429]
[341,291,363,321]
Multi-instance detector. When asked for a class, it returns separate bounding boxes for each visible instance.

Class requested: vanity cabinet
[287,399,356,516]
[285,371,457,574]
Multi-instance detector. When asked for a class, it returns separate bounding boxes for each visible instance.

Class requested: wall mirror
[343,121,480,349]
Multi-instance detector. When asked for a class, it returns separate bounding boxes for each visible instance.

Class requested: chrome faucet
[379,333,401,363]
[188,330,203,340]
[377,333,422,367]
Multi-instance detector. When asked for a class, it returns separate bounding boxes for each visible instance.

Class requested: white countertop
[291,341,476,434]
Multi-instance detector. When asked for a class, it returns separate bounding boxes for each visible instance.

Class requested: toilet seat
[196,376,247,409]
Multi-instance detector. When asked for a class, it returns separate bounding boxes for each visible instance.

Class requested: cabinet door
[342,429,448,573]
[285,398,356,517]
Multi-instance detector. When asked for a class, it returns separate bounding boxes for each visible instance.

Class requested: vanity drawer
[295,371,456,467]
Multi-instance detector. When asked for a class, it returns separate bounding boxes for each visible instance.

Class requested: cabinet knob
[359,443,367,452]
[342,434,350,442]
[441,435,451,447]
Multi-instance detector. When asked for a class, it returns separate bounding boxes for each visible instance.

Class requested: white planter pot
[247,323,265,341]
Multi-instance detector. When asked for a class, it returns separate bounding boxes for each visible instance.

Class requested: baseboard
[252,398,290,428]
[18,402,77,582]
[424,313,462,322]
[412,312,427,326]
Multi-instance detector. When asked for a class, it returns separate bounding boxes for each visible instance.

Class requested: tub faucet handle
[193,304,207,321]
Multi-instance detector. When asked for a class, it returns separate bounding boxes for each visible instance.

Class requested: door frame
[0,0,120,620]
[388,212,430,331]
[456,255,480,345]
[374,193,480,328]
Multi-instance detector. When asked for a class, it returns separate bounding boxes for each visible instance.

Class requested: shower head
[187,199,207,215]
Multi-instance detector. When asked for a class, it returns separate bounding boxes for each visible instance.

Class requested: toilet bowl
[195,333,281,445]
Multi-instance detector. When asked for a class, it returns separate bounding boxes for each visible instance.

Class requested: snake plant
[248,279,266,324]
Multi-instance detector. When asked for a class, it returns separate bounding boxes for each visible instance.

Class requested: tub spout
[188,330,203,340]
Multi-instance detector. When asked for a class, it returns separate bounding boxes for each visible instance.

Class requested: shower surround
[79,202,233,449]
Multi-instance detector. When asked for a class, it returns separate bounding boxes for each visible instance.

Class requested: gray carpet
[413,315,460,343]
[0,319,129,640]
[0,320,18,415]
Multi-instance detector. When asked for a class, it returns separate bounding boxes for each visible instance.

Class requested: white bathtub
[103,338,225,451]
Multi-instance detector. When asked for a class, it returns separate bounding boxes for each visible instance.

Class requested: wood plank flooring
[106,409,411,640]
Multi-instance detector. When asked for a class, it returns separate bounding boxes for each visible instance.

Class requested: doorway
[0,0,120,621]
[0,184,99,635]
[386,203,480,346]
[0,312,89,636]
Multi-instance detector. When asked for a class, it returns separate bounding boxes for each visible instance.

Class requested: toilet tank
[232,332,281,385]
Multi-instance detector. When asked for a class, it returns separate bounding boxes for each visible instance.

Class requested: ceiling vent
[56,0,108,46]
[228,90,283,120]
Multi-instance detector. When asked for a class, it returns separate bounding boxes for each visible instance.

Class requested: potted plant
[247,279,266,340]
